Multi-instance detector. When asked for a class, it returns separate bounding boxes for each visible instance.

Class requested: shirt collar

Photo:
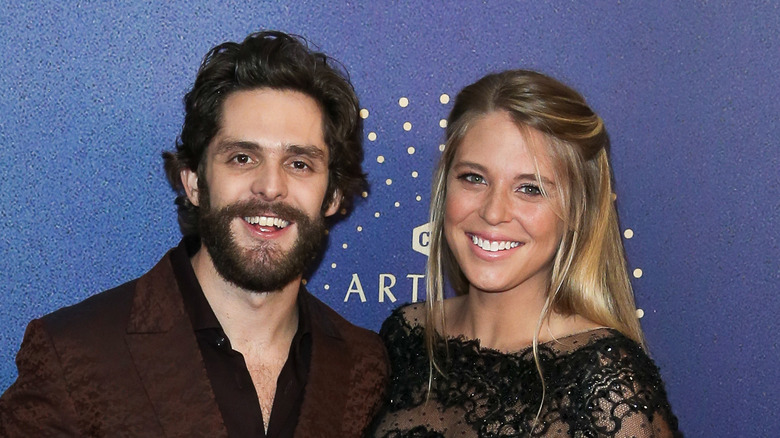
[171,237,312,337]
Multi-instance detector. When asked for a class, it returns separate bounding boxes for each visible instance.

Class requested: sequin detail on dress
[369,305,682,437]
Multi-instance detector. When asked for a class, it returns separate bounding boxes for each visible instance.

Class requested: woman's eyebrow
[516,173,557,188]
[450,161,487,173]
[451,163,556,186]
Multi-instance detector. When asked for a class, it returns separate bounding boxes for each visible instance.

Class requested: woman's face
[444,111,564,297]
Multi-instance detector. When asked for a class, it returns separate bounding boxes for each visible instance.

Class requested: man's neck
[188,246,300,354]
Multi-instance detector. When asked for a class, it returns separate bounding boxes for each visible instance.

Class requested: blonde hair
[424,69,645,381]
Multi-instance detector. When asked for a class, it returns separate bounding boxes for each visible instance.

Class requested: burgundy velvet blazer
[0,250,389,437]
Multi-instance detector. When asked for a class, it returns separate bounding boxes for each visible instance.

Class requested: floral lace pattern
[369,305,681,437]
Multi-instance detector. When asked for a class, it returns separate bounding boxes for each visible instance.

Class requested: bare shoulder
[544,312,606,343]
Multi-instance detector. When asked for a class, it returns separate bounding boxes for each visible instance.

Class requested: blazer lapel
[125,253,227,438]
[294,291,351,437]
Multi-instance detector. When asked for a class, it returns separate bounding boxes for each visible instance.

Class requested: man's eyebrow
[211,140,327,162]
[286,144,327,160]
[212,140,260,155]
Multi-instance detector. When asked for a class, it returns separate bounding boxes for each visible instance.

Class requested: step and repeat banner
[1,2,777,436]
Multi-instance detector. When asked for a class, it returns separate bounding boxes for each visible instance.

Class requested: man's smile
[243,215,291,229]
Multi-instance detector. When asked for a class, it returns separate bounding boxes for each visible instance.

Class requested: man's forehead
[211,139,328,159]
[206,88,328,157]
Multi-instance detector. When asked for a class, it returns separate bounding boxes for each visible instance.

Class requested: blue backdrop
[1,1,778,436]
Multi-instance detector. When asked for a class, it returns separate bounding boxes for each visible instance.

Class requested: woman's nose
[480,186,512,225]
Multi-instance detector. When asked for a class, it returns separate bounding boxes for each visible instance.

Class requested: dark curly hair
[163,31,366,236]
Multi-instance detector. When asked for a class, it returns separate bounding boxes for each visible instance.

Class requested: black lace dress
[368,305,681,437]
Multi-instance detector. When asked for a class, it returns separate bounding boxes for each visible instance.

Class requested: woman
[369,70,681,437]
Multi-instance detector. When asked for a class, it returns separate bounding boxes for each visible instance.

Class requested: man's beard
[197,191,326,292]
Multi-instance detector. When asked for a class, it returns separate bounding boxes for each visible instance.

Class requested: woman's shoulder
[377,303,431,372]
[553,328,650,365]
[547,328,659,378]
[546,328,681,436]
[397,301,427,326]
[380,296,465,334]
[378,302,427,339]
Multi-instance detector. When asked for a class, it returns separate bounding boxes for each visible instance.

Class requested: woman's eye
[461,173,485,184]
[518,184,542,195]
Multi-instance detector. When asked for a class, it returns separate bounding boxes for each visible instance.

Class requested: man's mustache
[209,199,309,225]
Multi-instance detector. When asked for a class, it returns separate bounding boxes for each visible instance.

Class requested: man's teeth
[244,216,290,229]
[471,235,520,252]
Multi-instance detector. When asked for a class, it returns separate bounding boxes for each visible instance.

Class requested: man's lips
[468,233,522,252]
[243,215,291,229]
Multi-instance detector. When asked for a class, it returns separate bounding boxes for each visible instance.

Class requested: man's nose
[251,165,287,201]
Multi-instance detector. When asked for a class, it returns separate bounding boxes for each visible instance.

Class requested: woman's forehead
[451,112,556,175]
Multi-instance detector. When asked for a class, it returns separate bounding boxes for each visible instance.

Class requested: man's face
[182,88,339,292]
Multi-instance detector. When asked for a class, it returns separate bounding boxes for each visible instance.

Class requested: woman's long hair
[424,69,645,387]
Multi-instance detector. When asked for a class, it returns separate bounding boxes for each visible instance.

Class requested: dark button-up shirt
[171,238,312,438]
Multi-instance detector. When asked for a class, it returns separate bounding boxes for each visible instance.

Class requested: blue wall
[1,1,778,436]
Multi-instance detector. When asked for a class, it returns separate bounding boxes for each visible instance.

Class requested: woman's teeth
[471,235,520,252]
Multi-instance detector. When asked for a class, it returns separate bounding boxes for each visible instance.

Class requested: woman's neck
[445,285,598,352]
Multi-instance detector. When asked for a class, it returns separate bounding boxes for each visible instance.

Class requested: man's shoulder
[40,249,178,336]
[41,277,139,333]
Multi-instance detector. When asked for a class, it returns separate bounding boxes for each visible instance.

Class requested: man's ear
[323,190,342,217]
[181,168,200,207]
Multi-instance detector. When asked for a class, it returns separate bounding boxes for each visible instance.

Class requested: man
[0,31,388,437]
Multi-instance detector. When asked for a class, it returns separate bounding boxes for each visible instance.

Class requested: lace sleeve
[577,336,682,438]
[370,312,682,438]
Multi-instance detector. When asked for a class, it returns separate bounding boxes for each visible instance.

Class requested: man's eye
[291,161,310,170]
[518,184,542,196]
[461,173,485,184]
[231,154,252,165]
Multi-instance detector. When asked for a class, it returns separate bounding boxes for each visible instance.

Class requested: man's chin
[235,241,282,266]
[198,202,326,293]
[218,235,317,287]
[226,269,299,293]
